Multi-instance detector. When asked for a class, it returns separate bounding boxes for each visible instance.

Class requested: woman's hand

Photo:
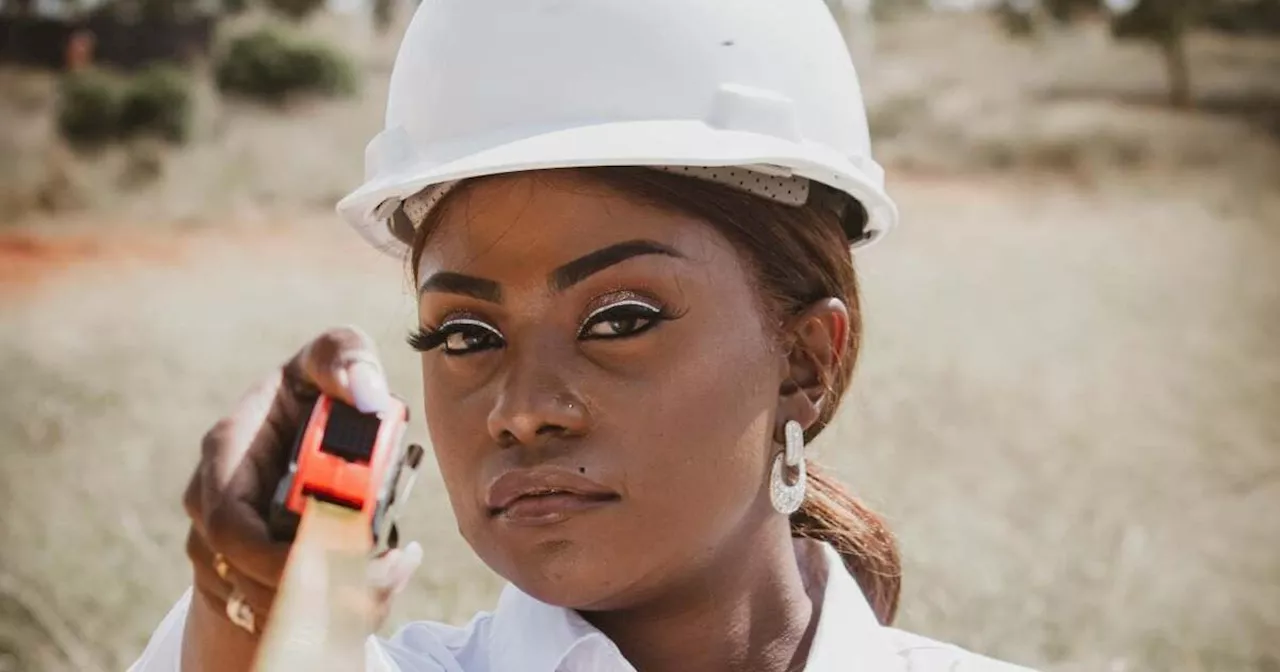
[178,326,423,672]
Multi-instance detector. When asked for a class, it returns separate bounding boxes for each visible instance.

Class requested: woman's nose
[486,350,589,449]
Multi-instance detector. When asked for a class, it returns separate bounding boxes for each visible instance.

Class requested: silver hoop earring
[770,420,807,515]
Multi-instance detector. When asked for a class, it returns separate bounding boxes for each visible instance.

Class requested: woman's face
[415,170,789,609]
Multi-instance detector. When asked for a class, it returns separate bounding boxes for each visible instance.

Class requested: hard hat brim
[336,120,898,259]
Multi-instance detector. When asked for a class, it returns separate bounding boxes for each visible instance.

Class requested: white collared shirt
[130,542,1036,671]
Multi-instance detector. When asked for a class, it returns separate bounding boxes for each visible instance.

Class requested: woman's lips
[498,492,618,525]
[485,468,620,526]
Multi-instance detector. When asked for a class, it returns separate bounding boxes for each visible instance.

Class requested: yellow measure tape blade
[253,499,377,672]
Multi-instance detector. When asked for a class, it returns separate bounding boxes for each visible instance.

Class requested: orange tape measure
[269,394,424,554]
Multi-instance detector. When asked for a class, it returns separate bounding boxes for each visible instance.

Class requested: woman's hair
[407,167,902,625]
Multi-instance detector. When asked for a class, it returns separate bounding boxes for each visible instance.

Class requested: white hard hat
[337,0,897,258]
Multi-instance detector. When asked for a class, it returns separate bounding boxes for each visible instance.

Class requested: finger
[200,370,286,503]
[203,496,292,588]
[374,552,420,629]
[190,560,276,632]
[194,371,293,586]
[188,527,233,604]
[368,542,421,630]
[371,598,393,632]
[289,325,393,415]
[187,528,278,622]
[367,541,422,594]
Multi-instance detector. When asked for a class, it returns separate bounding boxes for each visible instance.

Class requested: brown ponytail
[408,166,902,624]
[792,464,901,624]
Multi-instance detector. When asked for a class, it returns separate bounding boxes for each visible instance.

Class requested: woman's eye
[441,322,504,354]
[408,319,504,355]
[580,301,666,340]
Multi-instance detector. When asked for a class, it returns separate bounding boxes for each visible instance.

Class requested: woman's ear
[776,298,849,436]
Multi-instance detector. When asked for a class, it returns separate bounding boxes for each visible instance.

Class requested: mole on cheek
[578,467,586,474]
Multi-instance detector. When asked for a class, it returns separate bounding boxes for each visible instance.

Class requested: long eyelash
[407,326,446,352]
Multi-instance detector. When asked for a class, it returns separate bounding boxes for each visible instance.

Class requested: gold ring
[213,553,231,582]
[226,590,256,634]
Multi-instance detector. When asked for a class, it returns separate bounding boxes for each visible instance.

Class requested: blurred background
[1,0,1277,670]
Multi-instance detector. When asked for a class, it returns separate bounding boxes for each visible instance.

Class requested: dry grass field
[1,10,1278,672]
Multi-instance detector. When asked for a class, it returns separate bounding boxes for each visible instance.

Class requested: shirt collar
[488,540,904,672]
[804,541,906,671]
[489,582,629,672]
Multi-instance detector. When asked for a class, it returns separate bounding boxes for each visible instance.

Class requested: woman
[132,1,1035,670]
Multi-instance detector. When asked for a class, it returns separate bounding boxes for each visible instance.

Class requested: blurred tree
[1045,0,1108,21]
[995,0,1042,35]
[998,0,1259,107]
[868,0,928,21]
[373,0,394,33]
[1202,0,1280,34]
[261,0,324,21]
[1109,0,1202,107]
[103,0,202,20]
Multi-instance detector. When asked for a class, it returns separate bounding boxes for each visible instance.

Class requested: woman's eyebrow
[419,240,682,301]
[550,239,685,292]
[419,272,503,303]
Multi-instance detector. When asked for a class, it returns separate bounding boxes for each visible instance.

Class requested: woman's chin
[489,540,641,611]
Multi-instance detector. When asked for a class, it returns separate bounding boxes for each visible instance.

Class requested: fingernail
[368,542,422,591]
[391,542,423,595]
[368,551,398,589]
[348,362,392,414]
[401,542,423,569]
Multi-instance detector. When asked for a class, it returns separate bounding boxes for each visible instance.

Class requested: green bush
[288,42,359,96]
[57,69,124,148]
[119,65,193,143]
[58,65,193,148]
[215,27,358,104]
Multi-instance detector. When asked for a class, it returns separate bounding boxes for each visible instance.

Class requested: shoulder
[884,627,1041,672]
[373,612,497,672]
